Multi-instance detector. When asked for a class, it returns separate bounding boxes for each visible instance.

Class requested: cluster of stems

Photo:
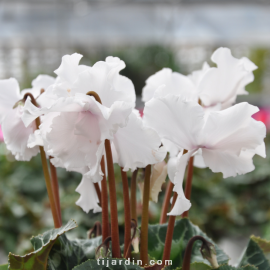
[30,90,196,266]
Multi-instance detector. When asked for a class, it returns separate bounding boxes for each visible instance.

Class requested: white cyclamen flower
[23,54,165,212]
[142,47,257,110]
[0,75,55,161]
[30,53,165,173]
[144,95,266,216]
[22,93,133,183]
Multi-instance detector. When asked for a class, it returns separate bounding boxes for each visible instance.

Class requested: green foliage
[0,151,102,256]
[47,234,102,270]
[188,135,270,240]
[147,219,229,269]
[72,259,145,270]
[177,262,211,270]
[217,265,257,270]
[8,220,77,270]
[238,236,270,270]
[0,265,8,270]
[169,262,257,270]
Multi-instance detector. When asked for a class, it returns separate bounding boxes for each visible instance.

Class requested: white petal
[54,53,84,84]
[142,68,197,103]
[73,57,135,107]
[21,75,55,99]
[202,148,255,178]
[2,108,39,161]
[188,61,210,87]
[75,175,102,213]
[201,103,266,154]
[150,162,168,203]
[167,153,183,183]
[0,78,21,123]
[162,139,182,157]
[254,142,266,158]
[193,151,207,169]
[198,47,257,107]
[112,110,166,171]
[167,151,194,216]
[28,130,44,148]
[144,95,204,150]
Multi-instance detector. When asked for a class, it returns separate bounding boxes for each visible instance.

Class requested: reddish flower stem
[24,93,62,228]
[130,169,138,222]
[140,165,151,267]
[100,156,110,242]
[93,182,102,207]
[105,139,121,258]
[182,236,210,270]
[159,181,174,224]
[182,156,194,218]
[49,157,62,223]
[162,192,178,267]
[86,91,120,257]
[121,168,131,258]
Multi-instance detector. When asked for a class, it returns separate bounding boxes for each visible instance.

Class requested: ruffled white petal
[23,94,132,181]
[0,78,21,123]
[142,68,197,103]
[188,62,210,87]
[72,56,135,107]
[198,47,257,107]
[21,75,55,99]
[201,103,266,154]
[144,95,204,150]
[202,148,255,178]
[2,108,39,161]
[168,151,194,216]
[112,110,166,171]
[54,53,84,84]
[75,175,102,213]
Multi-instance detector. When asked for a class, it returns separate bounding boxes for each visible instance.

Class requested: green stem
[159,181,174,224]
[121,168,131,258]
[140,165,151,267]
[105,139,121,258]
[130,169,138,222]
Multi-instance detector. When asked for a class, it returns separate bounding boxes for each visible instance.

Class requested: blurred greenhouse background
[1,0,270,265]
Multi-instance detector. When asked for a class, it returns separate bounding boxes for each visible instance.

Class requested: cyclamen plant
[0,48,268,270]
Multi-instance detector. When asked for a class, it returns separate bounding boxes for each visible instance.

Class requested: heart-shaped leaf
[147,218,229,269]
[8,220,77,270]
[238,236,270,270]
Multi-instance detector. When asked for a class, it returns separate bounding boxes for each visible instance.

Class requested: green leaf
[251,236,270,261]
[8,220,77,270]
[46,234,102,270]
[72,258,145,270]
[217,265,257,270]
[175,263,257,270]
[147,218,229,269]
[0,264,8,270]
[178,262,211,270]
[238,236,270,270]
